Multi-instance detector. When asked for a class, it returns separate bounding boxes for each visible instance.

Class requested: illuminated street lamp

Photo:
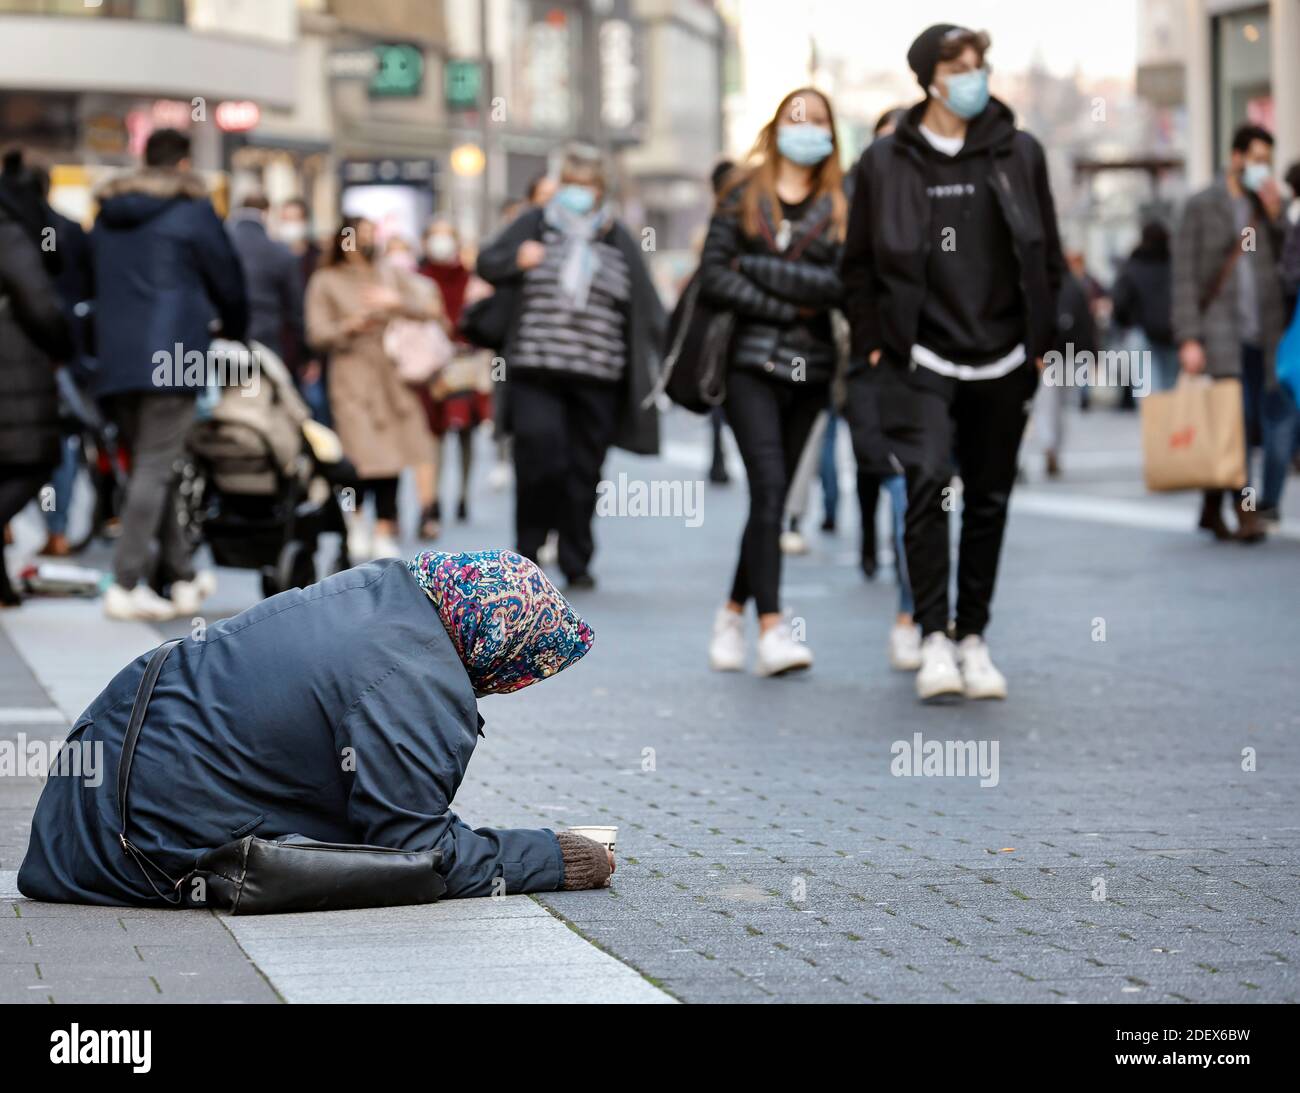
[450,142,486,177]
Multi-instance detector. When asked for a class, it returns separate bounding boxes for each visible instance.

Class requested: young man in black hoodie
[841,25,1065,702]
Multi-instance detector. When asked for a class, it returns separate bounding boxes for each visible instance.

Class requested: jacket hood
[95,168,210,229]
[894,95,1018,160]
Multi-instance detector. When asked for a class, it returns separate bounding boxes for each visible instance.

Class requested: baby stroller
[181,340,355,599]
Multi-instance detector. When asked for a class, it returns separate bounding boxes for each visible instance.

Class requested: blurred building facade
[0,0,724,253]
[1137,0,1300,186]
[0,0,298,220]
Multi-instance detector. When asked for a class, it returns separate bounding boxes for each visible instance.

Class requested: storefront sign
[340,158,437,187]
[445,59,484,112]
[370,44,424,98]
[215,101,261,132]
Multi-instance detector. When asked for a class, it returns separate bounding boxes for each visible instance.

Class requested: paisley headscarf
[408,550,595,696]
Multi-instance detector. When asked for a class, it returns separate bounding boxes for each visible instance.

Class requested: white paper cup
[566,825,617,853]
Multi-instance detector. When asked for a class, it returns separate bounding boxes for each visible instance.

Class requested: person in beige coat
[306,217,437,559]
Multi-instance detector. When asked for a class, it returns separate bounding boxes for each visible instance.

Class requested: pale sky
[799,0,1140,82]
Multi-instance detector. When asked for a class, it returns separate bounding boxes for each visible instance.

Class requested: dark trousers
[103,392,196,590]
[361,476,399,522]
[1240,342,1298,509]
[0,462,54,603]
[511,370,620,579]
[878,361,1035,639]
[724,368,826,615]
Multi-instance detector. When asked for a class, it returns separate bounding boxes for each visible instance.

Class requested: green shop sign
[370,44,424,98]
[445,59,483,111]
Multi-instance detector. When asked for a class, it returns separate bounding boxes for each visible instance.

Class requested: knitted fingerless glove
[556,832,612,890]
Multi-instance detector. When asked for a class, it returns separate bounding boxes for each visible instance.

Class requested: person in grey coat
[1172,123,1288,541]
[18,550,615,907]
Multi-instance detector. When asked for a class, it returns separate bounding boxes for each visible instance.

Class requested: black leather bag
[117,640,447,914]
[651,271,733,414]
[459,284,518,351]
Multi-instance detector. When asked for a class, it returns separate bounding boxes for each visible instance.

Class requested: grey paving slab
[219,897,675,1003]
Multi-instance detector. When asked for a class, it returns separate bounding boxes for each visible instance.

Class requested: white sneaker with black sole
[957,635,1007,700]
[708,607,746,672]
[915,631,963,701]
[755,619,812,677]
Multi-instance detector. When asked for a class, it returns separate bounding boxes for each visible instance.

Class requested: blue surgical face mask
[776,123,834,167]
[1241,162,1271,193]
[933,68,990,120]
[555,185,597,215]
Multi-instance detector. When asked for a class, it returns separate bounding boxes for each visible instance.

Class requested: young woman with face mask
[476,145,664,590]
[700,88,847,677]
[842,25,1066,702]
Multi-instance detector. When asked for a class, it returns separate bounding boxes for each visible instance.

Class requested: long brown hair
[324,215,372,267]
[720,87,846,241]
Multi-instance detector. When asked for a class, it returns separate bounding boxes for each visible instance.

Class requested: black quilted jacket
[698,185,842,384]
[0,202,73,466]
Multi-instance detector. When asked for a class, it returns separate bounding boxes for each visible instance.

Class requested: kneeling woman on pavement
[19,550,614,906]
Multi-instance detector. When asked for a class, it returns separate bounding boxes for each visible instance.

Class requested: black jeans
[724,368,826,615]
[878,361,1035,639]
[361,477,400,522]
[0,462,54,603]
[510,370,621,579]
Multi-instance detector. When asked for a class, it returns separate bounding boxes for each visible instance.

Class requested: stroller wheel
[263,540,316,599]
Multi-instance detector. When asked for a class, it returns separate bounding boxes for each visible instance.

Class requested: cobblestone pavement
[2,407,1297,1002]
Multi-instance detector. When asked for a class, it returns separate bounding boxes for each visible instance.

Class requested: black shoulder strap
[117,639,185,902]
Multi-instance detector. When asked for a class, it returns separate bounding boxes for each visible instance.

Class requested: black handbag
[459,284,518,351]
[651,271,733,414]
[117,640,447,914]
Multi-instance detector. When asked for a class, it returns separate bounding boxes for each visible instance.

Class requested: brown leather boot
[1197,490,1232,540]
[1234,493,1267,543]
[38,533,71,557]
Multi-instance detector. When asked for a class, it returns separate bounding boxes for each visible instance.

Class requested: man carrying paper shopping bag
[1172,123,1288,543]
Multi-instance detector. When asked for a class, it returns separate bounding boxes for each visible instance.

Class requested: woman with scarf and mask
[306,217,439,560]
[19,549,614,906]
[476,144,664,590]
[700,88,846,677]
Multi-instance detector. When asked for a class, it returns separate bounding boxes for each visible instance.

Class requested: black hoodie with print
[841,97,1065,380]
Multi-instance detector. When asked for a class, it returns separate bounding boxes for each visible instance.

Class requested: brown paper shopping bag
[1141,375,1246,492]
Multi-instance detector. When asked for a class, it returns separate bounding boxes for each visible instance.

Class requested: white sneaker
[371,533,401,559]
[915,632,963,701]
[347,523,373,563]
[779,529,808,555]
[170,570,217,616]
[888,621,923,671]
[957,635,1007,700]
[103,582,177,622]
[755,619,813,677]
[537,531,559,568]
[708,607,746,672]
[487,462,513,491]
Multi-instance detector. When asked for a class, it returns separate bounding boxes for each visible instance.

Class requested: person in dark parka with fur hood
[89,128,247,620]
[91,135,247,400]
[18,550,615,907]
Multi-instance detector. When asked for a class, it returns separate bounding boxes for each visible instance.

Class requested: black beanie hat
[907,23,964,91]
